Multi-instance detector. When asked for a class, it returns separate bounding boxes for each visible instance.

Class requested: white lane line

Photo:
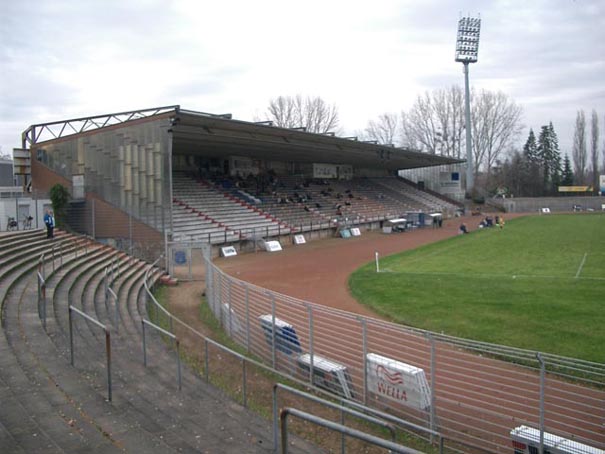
[575,252,588,279]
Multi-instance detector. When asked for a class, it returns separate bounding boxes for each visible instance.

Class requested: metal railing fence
[142,257,444,453]
[204,257,605,454]
[141,318,182,391]
[68,305,112,401]
[272,383,446,454]
[280,407,423,454]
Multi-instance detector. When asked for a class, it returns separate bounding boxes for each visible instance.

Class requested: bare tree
[590,109,599,193]
[400,92,438,153]
[400,86,465,157]
[572,110,587,184]
[470,90,524,181]
[264,95,339,134]
[364,113,399,145]
[433,85,465,158]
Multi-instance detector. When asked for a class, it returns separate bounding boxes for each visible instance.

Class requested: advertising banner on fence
[558,185,592,192]
[366,353,431,410]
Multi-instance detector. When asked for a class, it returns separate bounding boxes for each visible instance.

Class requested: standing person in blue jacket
[44,208,55,239]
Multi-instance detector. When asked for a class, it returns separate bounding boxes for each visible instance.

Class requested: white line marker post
[375,251,380,273]
[575,252,588,279]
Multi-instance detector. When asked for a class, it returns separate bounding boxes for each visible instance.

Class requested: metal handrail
[280,407,423,454]
[143,258,173,333]
[273,384,402,453]
[68,305,112,401]
[107,287,119,334]
[37,271,46,330]
[141,319,181,391]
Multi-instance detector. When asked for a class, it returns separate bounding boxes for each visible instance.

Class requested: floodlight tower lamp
[455,14,481,196]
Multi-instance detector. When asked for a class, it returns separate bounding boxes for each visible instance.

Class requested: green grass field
[349,213,605,363]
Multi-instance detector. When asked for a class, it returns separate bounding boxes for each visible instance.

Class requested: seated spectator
[315,202,322,209]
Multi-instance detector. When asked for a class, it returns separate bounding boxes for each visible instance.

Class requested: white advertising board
[366,353,431,410]
[264,240,283,252]
[293,234,306,244]
[350,228,361,236]
[313,163,337,179]
[221,246,237,257]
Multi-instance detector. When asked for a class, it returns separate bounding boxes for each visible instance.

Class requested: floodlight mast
[455,16,481,196]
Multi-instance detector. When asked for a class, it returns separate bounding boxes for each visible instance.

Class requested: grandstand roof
[23,106,461,171]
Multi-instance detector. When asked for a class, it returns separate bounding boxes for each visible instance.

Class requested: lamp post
[455,16,481,196]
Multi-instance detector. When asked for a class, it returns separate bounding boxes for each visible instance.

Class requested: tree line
[261,92,603,197]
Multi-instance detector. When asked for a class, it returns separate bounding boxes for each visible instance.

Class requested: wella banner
[366,353,431,410]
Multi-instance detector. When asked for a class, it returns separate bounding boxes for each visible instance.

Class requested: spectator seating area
[172,172,291,243]
[171,172,460,243]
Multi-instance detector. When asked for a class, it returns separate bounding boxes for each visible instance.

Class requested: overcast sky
[1,0,604,159]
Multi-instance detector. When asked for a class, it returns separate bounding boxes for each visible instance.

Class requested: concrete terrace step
[0,234,122,453]
[48,252,280,453]
[0,230,314,453]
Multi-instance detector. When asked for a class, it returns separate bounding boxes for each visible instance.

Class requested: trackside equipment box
[297,353,355,400]
[366,353,431,410]
[510,426,604,454]
[258,315,302,355]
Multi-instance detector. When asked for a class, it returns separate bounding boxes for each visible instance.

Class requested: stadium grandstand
[4,106,602,453]
[22,105,463,254]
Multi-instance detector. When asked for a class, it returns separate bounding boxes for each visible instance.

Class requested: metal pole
[164,229,169,274]
[129,211,133,258]
[361,318,368,405]
[176,339,182,391]
[242,359,247,408]
[308,305,314,384]
[228,281,233,337]
[91,198,96,239]
[537,353,545,454]
[105,330,112,402]
[187,245,192,279]
[429,334,436,441]
[142,320,147,367]
[69,307,74,366]
[463,62,474,194]
[340,408,345,454]
[41,284,46,330]
[271,294,276,369]
[204,339,209,382]
[245,284,250,352]
[272,385,279,452]
[114,294,119,334]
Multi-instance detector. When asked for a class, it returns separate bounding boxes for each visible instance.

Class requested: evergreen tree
[522,129,541,196]
[537,122,562,195]
[561,154,574,186]
[548,123,562,192]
